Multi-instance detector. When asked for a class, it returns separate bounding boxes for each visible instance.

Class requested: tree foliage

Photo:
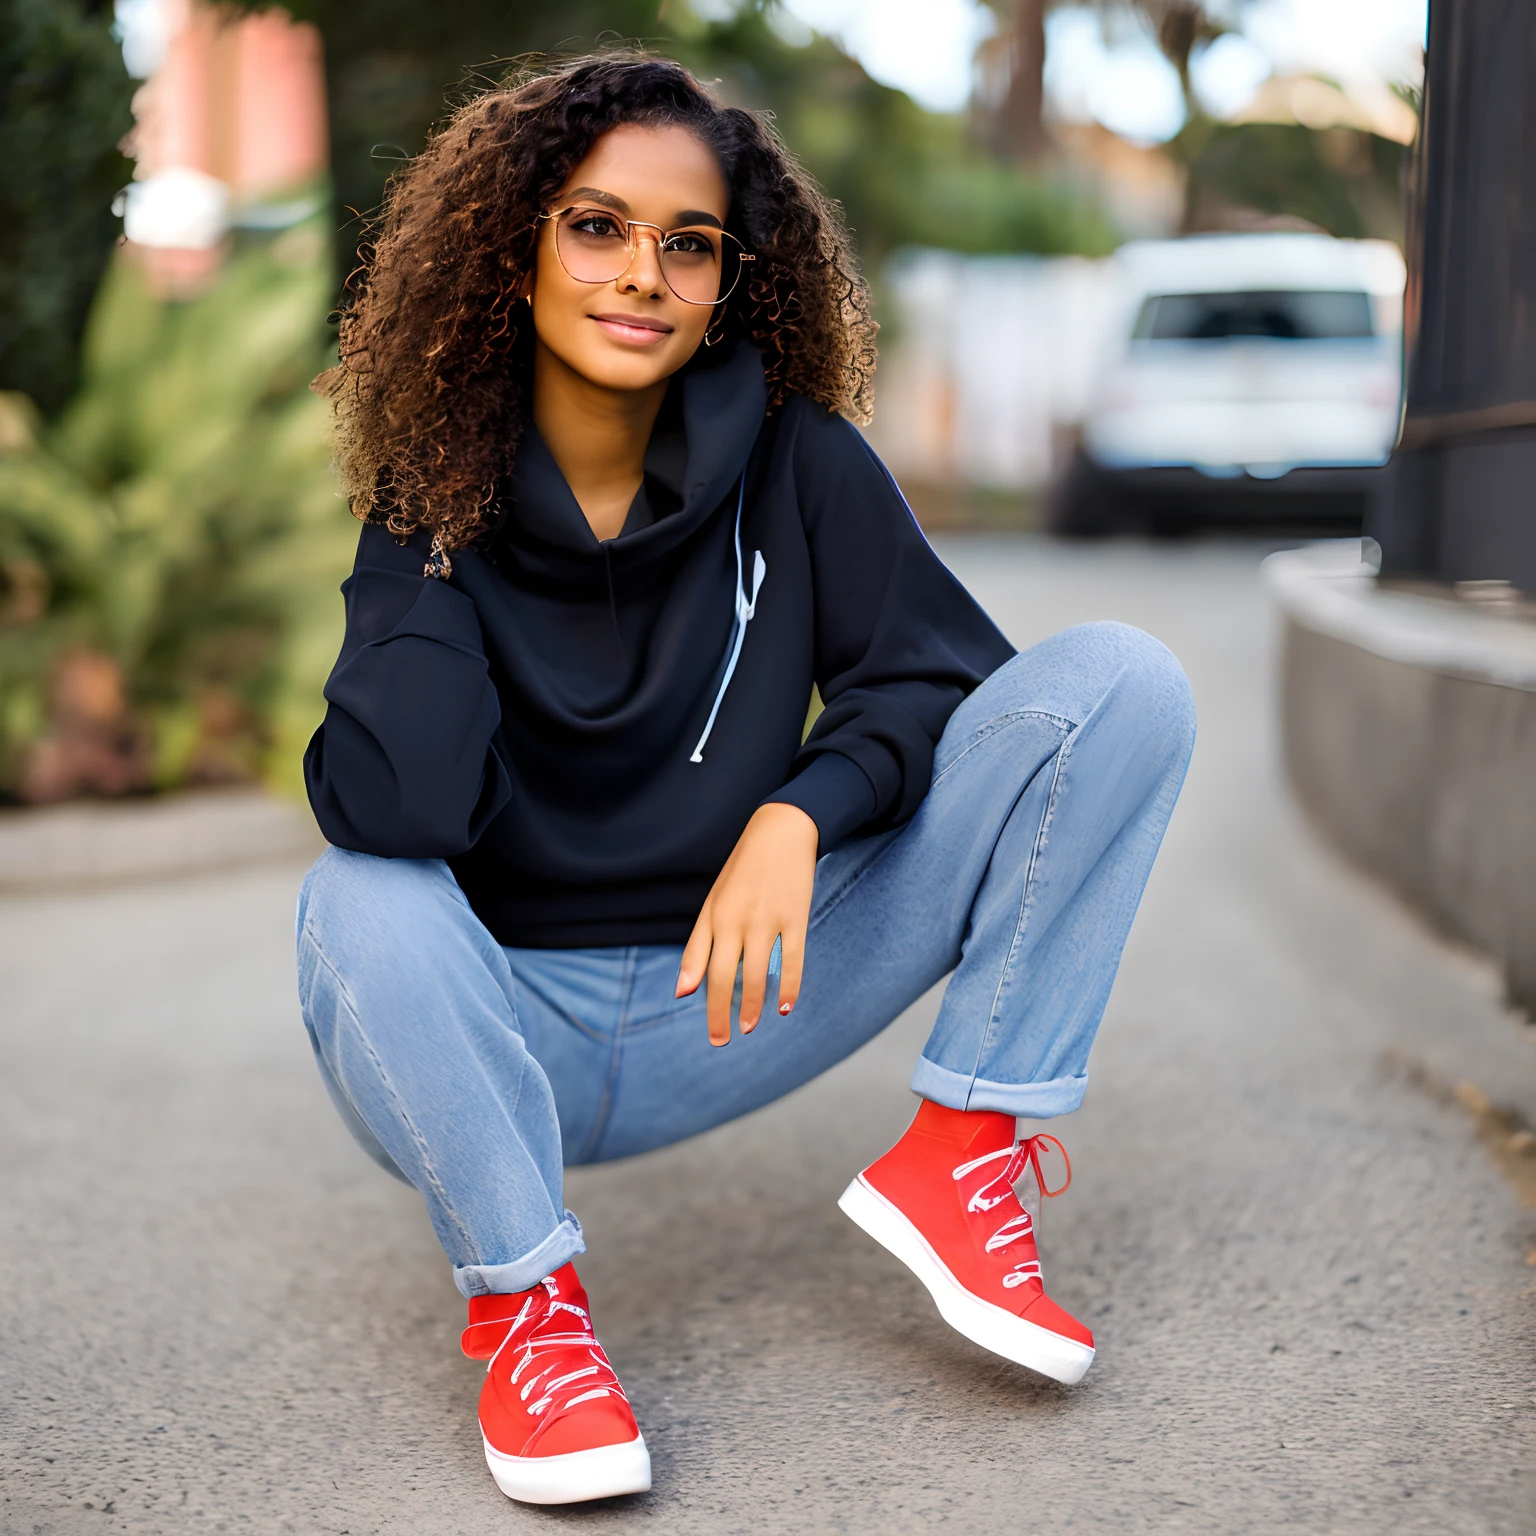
[0,0,135,415]
[274,0,1113,270]
[1179,121,1407,243]
[676,3,1113,262]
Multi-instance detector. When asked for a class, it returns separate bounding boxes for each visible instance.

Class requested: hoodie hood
[307,372,1018,951]
[495,336,769,587]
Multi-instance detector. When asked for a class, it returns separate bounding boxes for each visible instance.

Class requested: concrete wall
[1269,545,1536,1015]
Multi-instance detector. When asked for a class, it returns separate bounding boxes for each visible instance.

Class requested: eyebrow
[563,187,724,230]
[564,187,629,213]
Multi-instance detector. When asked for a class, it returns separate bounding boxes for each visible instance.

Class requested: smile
[590,312,674,346]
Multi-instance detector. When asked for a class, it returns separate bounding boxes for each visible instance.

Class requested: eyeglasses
[539,205,755,306]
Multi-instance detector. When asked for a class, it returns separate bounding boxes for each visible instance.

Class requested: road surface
[3,538,1533,1534]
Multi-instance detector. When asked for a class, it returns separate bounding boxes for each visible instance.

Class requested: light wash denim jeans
[296,622,1195,1297]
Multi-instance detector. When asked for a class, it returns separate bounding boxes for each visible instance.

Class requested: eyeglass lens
[554,208,740,304]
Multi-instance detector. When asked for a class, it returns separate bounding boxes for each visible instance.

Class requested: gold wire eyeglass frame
[538,206,755,305]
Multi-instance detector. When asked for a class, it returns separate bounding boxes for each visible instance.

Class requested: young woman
[297,53,1195,1506]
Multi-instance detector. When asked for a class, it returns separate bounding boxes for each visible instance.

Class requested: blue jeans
[295,622,1195,1297]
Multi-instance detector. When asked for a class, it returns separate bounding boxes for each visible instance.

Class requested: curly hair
[316,51,878,554]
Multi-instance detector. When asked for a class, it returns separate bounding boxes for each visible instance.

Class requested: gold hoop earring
[704,307,726,347]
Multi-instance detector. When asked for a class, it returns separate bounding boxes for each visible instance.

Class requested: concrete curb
[0,788,324,893]
[1265,542,1536,1015]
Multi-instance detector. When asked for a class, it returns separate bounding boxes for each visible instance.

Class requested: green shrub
[0,222,355,802]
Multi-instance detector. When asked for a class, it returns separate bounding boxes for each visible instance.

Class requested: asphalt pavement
[3,537,1533,1535]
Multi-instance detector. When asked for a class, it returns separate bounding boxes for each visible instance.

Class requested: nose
[617,227,667,300]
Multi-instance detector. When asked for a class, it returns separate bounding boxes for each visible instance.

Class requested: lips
[591,312,674,345]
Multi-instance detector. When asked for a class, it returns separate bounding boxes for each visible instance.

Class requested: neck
[533,341,669,542]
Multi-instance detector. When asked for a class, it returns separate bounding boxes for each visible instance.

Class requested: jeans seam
[809,831,900,933]
[583,946,635,1163]
[966,723,1075,1098]
[620,1000,701,1035]
[500,961,609,1045]
[931,708,1078,788]
[301,922,482,1263]
[503,1027,531,1134]
[812,712,1075,936]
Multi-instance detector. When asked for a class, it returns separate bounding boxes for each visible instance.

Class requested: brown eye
[662,231,714,257]
[565,210,625,243]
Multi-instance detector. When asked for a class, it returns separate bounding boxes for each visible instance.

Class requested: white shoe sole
[482,1432,651,1504]
[839,1174,1095,1386]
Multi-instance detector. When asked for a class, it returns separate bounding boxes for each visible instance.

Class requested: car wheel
[1046,452,1136,538]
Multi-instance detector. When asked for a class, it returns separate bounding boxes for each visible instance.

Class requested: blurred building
[1050,122,1185,240]
[115,0,327,293]
[869,250,1122,497]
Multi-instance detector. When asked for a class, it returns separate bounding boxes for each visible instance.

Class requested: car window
[1132,289,1375,341]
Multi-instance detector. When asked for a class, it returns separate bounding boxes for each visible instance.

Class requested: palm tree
[979,0,1232,161]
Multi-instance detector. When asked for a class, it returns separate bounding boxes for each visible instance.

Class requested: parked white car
[1050,233,1406,535]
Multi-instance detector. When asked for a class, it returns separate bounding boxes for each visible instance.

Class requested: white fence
[867,248,1125,493]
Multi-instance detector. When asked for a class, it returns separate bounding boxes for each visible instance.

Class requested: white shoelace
[487,1279,630,1419]
[952,1134,1072,1290]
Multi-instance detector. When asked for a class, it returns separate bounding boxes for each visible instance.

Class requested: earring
[704,307,726,347]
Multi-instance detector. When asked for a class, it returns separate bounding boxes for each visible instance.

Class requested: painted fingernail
[779,1002,793,1015]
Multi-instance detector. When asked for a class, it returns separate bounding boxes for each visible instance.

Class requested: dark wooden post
[1370,0,1536,592]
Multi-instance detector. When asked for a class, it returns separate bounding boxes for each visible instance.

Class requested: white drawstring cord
[690,474,766,763]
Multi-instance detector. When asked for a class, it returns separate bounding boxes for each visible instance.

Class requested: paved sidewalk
[2,539,1533,1535]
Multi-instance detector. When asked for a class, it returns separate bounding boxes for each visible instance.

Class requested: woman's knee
[1082,621,1196,756]
[295,847,512,1091]
[983,622,1195,762]
[296,846,467,985]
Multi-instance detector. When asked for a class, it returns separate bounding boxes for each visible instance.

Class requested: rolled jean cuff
[451,1213,586,1298]
[910,1058,1088,1119]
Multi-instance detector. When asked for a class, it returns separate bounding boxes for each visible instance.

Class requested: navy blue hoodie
[304,339,1015,947]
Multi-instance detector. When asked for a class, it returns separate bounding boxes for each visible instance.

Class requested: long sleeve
[762,403,1016,848]
[304,524,512,857]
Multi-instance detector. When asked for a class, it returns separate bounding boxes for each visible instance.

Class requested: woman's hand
[676,803,819,1046]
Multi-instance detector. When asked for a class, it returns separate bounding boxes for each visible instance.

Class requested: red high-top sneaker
[839,1100,1095,1384]
[461,1263,650,1504]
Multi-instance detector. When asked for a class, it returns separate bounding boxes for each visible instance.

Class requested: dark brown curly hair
[316,50,878,554]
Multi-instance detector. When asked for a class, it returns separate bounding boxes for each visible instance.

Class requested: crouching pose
[297,53,1195,1506]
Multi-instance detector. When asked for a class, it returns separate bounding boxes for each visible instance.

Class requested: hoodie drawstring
[690,474,766,764]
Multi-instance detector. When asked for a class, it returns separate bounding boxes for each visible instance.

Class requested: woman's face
[529,123,731,393]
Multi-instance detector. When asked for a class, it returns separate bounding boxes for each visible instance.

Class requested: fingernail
[779,1002,793,1015]
[741,1016,757,1032]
